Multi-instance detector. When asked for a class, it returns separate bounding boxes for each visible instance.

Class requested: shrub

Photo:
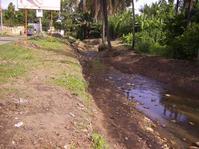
[167,23,199,59]
[91,133,109,149]
[122,32,167,56]
[121,33,133,45]
[109,11,133,39]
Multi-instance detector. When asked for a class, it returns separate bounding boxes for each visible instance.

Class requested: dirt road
[0,36,23,45]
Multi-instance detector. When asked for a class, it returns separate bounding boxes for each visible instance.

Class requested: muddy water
[106,68,199,144]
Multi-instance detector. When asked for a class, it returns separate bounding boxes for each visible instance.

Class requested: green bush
[109,11,133,38]
[89,22,102,38]
[121,33,133,45]
[122,32,167,56]
[168,23,199,59]
[91,133,109,149]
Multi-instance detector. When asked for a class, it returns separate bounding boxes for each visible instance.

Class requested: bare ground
[0,41,92,148]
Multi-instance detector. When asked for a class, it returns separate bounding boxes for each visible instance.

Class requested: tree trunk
[83,0,87,12]
[187,0,193,23]
[198,49,199,60]
[132,0,135,48]
[175,0,180,15]
[101,0,112,49]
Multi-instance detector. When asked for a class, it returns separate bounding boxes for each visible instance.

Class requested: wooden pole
[24,9,28,37]
[50,11,53,34]
[0,0,3,31]
[39,17,42,33]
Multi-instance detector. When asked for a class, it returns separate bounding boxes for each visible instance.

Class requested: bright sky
[1,0,159,11]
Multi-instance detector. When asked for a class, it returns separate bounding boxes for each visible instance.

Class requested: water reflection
[163,104,187,122]
[107,72,199,141]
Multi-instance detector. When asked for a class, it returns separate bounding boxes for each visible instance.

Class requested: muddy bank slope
[105,47,199,97]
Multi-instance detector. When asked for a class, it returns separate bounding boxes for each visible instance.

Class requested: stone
[127,83,131,86]
[165,94,171,97]
[189,122,195,126]
[189,146,199,149]
[12,141,16,145]
[14,122,24,128]
[195,142,199,147]
[171,120,176,123]
[108,76,113,80]
[145,127,154,133]
[69,113,75,118]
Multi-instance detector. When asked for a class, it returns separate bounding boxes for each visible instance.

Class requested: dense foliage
[2,0,199,60]
[118,0,199,60]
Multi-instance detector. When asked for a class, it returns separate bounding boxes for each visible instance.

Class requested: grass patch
[31,37,66,52]
[91,132,109,149]
[0,64,25,83]
[0,43,35,83]
[54,73,90,103]
[0,44,33,61]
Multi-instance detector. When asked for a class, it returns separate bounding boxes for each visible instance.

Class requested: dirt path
[0,40,92,148]
[0,36,24,45]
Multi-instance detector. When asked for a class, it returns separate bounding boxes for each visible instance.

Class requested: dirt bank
[106,46,199,97]
[73,41,186,149]
[73,39,199,149]
[0,39,92,148]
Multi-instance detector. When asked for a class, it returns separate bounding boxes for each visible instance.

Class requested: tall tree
[5,2,15,26]
[101,0,112,49]
[132,0,135,48]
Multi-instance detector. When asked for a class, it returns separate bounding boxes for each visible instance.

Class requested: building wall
[1,26,25,35]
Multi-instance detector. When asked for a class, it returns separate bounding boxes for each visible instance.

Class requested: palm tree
[81,0,131,21]
[132,0,135,48]
[101,0,112,49]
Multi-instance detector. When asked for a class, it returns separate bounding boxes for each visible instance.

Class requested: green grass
[0,64,25,82]
[0,43,35,83]
[31,37,66,51]
[91,132,109,149]
[0,44,33,61]
[54,73,90,102]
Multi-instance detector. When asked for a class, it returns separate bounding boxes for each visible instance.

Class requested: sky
[1,0,159,12]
